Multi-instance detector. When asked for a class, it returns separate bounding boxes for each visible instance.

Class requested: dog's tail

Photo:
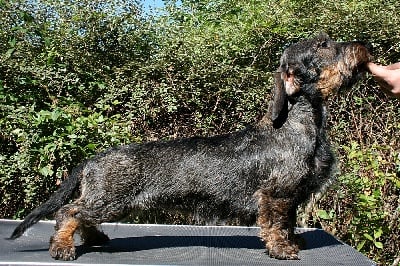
[8,163,84,240]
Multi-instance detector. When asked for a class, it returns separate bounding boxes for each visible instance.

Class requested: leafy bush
[1,0,400,264]
[314,143,400,263]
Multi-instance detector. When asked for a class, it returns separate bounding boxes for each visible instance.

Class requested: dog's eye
[319,41,329,48]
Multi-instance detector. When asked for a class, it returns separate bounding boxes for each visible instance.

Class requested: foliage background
[1,0,399,264]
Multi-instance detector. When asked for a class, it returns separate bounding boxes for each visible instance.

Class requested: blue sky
[142,0,165,11]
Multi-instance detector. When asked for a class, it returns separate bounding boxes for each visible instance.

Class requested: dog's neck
[257,86,327,130]
[291,93,327,129]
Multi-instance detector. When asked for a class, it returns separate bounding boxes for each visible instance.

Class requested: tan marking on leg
[256,190,299,260]
[49,217,80,260]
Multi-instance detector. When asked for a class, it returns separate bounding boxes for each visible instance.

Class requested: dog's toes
[266,242,300,260]
[49,240,76,260]
[267,249,299,260]
[49,245,76,260]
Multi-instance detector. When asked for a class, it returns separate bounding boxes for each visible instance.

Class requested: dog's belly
[131,189,259,225]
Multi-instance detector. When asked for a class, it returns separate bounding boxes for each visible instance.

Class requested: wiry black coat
[76,105,329,224]
[10,33,372,260]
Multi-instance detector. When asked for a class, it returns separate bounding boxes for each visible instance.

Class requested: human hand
[367,62,400,98]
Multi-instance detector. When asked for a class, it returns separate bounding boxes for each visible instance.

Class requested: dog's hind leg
[49,201,112,260]
[49,204,82,260]
[80,225,110,246]
[256,190,300,260]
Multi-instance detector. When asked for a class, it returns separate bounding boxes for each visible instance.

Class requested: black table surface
[0,219,375,265]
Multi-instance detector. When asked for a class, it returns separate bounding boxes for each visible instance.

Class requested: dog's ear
[271,71,287,128]
[271,68,300,128]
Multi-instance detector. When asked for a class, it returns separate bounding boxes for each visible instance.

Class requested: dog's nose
[349,41,374,62]
[365,42,373,54]
[351,41,373,55]
[356,41,373,54]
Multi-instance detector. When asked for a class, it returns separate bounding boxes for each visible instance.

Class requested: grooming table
[0,219,375,265]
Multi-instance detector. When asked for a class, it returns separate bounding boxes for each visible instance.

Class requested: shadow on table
[73,230,342,259]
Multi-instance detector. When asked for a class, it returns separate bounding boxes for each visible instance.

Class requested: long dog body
[10,34,372,260]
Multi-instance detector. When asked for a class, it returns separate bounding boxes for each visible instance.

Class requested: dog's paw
[49,237,76,261]
[83,230,110,246]
[294,233,306,250]
[266,241,300,260]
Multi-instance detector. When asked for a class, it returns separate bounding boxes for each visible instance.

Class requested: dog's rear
[10,34,372,261]
[9,164,83,240]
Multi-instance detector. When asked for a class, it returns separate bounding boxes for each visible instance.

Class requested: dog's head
[271,33,372,128]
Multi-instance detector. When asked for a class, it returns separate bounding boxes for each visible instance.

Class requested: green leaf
[39,166,54,177]
[85,143,97,151]
[356,240,366,251]
[317,210,331,220]
[374,241,383,249]
[5,48,15,59]
[8,37,16,47]
[363,233,373,241]
[98,83,106,90]
[51,111,61,121]
[68,134,78,139]
[374,229,383,239]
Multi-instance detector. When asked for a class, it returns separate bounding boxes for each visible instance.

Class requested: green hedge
[1,0,399,264]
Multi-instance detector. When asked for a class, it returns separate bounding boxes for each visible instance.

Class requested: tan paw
[49,237,76,261]
[266,241,300,260]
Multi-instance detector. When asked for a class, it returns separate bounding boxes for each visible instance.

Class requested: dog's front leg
[255,190,300,260]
